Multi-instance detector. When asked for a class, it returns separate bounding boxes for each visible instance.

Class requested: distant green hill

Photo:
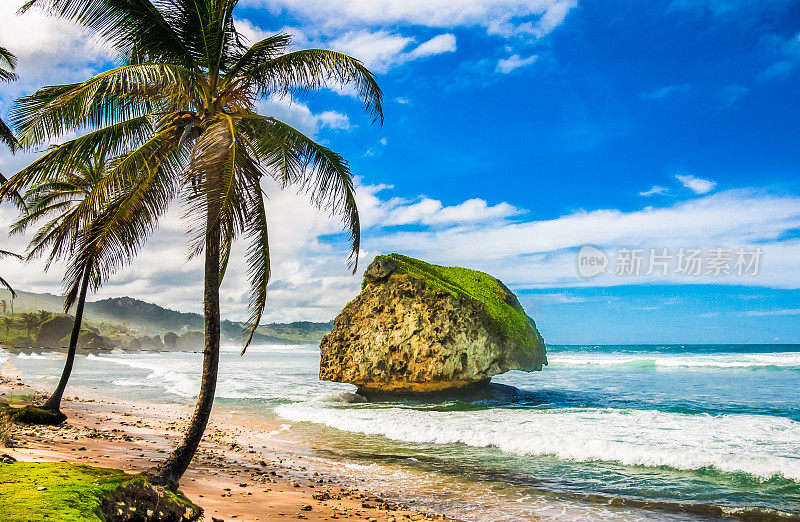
[0,289,332,345]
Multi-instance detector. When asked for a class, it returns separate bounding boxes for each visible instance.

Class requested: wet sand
[1,377,454,522]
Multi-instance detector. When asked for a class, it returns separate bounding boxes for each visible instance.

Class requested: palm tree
[0,250,23,298]
[19,312,40,343]
[9,154,119,412]
[5,0,382,487]
[1,316,12,334]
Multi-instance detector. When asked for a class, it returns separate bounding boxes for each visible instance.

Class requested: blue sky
[1,0,800,343]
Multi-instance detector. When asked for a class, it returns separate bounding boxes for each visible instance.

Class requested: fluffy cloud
[243,0,576,38]
[496,54,538,73]
[0,3,111,102]
[640,185,669,197]
[676,174,717,194]
[3,183,800,323]
[330,31,456,73]
[255,96,351,136]
[367,188,800,290]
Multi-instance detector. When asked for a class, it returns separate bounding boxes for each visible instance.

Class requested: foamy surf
[548,351,800,369]
[275,403,800,481]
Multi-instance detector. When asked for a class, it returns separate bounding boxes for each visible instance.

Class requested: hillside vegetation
[0,290,332,349]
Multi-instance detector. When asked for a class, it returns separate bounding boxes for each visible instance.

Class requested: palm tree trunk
[43,265,90,412]
[147,217,221,488]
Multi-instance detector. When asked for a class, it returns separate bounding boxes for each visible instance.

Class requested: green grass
[379,253,542,347]
[0,462,200,521]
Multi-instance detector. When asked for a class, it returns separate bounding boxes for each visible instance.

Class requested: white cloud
[496,54,538,73]
[330,30,456,73]
[243,0,576,39]
[407,34,457,59]
[255,95,351,136]
[676,174,717,195]
[743,308,800,316]
[366,188,800,291]
[640,84,690,100]
[759,32,800,82]
[0,3,111,102]
[640,185,669,197]
[4,184,800,323]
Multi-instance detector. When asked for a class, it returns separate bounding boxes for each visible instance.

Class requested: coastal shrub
[0,462,201,522]
[377,253,543,347]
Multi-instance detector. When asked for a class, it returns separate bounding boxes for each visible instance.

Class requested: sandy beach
[1,375,452,522]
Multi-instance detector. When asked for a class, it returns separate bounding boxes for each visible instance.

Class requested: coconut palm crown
[1,0,382,486]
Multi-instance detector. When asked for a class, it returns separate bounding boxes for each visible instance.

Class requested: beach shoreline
[0,374,454,522]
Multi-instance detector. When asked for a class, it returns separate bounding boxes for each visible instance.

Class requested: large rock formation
[320,254,547,393]
[35,315,74,348]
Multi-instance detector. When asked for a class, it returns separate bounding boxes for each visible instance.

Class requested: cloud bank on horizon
[1,0,799,343]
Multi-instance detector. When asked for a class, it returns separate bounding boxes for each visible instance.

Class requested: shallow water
[4,343,800,520]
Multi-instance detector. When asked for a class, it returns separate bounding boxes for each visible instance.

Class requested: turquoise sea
[4,343,800,520]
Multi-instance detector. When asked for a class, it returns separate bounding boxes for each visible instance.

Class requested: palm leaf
[250,49,383,124]
[238,114,361,269]
[11,63,201,147]
[20,0,195,66]
[0,46,18,83]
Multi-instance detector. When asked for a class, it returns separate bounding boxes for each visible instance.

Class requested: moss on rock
[9,404,67,426]
[378,253,540,347]
[0,462,201,521]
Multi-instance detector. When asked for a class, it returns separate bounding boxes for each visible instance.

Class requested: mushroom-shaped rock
[319,254,547,394]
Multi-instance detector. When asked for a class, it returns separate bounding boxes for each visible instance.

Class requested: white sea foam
[89,354,199,398]
[548,352,800,369]
[275,403,800,481]
[15,352,50,360]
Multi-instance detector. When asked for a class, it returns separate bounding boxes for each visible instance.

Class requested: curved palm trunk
[43,266,90,412]
[148,217,221,488]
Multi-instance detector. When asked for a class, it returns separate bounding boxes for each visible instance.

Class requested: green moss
[378,254,542,347]
[11,405,67,425]
[0,462,200,521]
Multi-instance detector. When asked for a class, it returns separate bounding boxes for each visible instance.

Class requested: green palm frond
[11,63,201,147]
[0,46,18,83]
[19,0,195,66]
[0,116,154,201]
[238,114,361,268]
[10,1,380,355]
[249,49,383,124]
[241,179,269,353]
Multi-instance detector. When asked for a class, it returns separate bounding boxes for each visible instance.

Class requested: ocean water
[3,344,800,520]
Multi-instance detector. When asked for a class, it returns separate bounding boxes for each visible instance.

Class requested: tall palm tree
[1,316,13,334]
[10,154,120,412]
[4,0,382,486]
[19,312,40,343]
